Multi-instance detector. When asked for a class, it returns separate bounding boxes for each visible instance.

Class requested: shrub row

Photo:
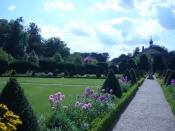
[157,78,175,115]
[88,77,145,131]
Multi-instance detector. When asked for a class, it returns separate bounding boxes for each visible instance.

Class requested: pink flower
[49,98,54,103]
[102,89,105,92]
[62,106,68,109]
[110,89,113,93]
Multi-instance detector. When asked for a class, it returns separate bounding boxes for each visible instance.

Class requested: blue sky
[0,0,175,60]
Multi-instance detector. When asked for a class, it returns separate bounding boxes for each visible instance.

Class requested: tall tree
[43,37,70,58]
[26,22,42,55]
[3,17,27,59]
[133,47,140,58]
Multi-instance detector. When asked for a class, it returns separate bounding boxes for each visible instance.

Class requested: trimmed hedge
[157,78,175,115]
[39,60,57,72]
[166,70,175,86]
[96,62,108,74]
[108,64,118,74]
[57,62,67,73]
[89,78,145,131]
[118,62,126,74]
[0,59,8,75]
[84,64,100,74]
[9,60,31,74]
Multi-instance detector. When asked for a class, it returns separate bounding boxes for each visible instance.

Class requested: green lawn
[0,77,105,118]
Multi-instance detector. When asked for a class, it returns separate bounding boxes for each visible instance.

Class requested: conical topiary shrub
[164,70,171,83]
[123,69,133,85]
[130,68,137,84]
[166,71,175,86]
[102,69,122,98]
[0,78,40,131]
[96,70,101,78]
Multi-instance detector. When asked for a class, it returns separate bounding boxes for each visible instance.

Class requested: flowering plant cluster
[119,76,132,92]
[0,104,22,131]
[47,86,117,130]
[171,79,175,85]
[48,72,53,77]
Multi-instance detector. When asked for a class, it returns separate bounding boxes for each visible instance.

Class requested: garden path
[111,76,175,131]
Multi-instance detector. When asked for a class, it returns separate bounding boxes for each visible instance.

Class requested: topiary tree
[123,69,133,84]
[0,78,40,131]
[135,69,140,80]
[108,64,118,74]
[102,69,122,98]
[130,68,137,84]
[96,70,101,78]
[164,69,171,83]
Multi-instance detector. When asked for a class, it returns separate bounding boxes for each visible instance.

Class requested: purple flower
[75,102,81,107]
[110,89,113,93]
[99,96,108,102]
[90,90,94,94]
[62,106,68,109]
[49,98,54,103]
[82,105,87,110]
[171,79,175,85]
[93,94,99,99]
[87,103,92,108]
[102,89,105,93]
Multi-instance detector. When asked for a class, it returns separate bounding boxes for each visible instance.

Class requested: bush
[0,59,8,75]
[30,62,41,72]
[64,70,69,77]
[0,78,40,131]
[169,56,175,64]
[81,70,86,76]
[84,64,100,74]
[164,70,171,83]
[76,64,86,74]
[39,60,57,72]
[108,64,118,74]
[130,68,137,84]
[166,71,175,86]
[96,62,108,74]
[118,62,126,74]
[140,54,148,63]
[66,63,77,74]
[57,62,68,73]
[139,70,144,77]
[96,70,101,78]
[102,69,122,98]
[8,60,31,74]
[123,69,133,84]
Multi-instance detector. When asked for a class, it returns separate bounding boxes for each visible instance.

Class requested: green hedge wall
[0,59,8,75]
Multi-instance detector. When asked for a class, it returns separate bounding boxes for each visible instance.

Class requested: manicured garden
[0,68,145,130]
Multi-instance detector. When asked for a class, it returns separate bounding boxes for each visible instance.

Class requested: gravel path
[111,76,175,131]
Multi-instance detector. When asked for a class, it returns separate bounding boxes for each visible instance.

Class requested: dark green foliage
[64,70,69,77]
[8,60,31,74]
[166,71,175,86]
[81,70,86,76]
[39,59,57,72]
[96,70,101,78]
[135,69,140,80]
[76,64,86,74]
[153,63,166,71]
[46,112,77,130]
[140,54,148,63]
[130,68,137,84]
[0,78,40,131]
[154,55,163,63]
[96,62,108,74]
[69,70,74,77]
[102,69,122,98]
[108,64,118,74]
[163,70,167,77]
[0,59,8,75]
[167,63,175,70]
[118,62,126,74]
[103,70,108,76]
[137,62,149,71]
[127,59,136,69]
[66,63,77,74]
[121,58,127,63]
[84,64,100,74]
[30,62,41,72]
[126,63,131,70]
[139,70,144,77]
[164,70,171,83]
[57,62,68,73]
[123,69,133,84]
[169,56,175,64]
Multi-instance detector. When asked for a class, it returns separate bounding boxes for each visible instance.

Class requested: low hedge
[88,77,145,131]
[157,78,175,115]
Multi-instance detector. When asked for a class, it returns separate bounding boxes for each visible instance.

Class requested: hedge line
[88,77,145,131]
[157,78,175,115]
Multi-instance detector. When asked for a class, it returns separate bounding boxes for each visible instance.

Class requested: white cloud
[8,5,16,11]
[39,25,65,40]
[64,20,95,37]
[95,0,135,12]
[44,0,74,10]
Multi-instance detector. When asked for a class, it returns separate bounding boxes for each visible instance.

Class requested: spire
[149,36,153,47]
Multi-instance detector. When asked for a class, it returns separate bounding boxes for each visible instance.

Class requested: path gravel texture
[111,77,175,131]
